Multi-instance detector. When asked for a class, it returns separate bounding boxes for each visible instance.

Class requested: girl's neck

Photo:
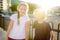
[19,13,26,17]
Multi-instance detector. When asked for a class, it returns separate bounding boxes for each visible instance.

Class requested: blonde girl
[33,8,57,40]
[6,2,30,40]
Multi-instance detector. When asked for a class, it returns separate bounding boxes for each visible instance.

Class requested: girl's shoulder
[10,14,17,20]
[23,15,30,22]
[23,15,30,19]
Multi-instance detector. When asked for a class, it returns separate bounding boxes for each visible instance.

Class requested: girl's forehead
[34,12,46,17]
[18,5,27,9]
[34,11,45,15]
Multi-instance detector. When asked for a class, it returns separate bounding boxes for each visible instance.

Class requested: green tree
[10,2,19,12]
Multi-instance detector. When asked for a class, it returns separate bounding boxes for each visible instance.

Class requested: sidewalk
[0,27,6,40]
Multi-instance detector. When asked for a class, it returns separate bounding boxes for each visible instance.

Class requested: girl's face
[34,12,46,21]
[18,5,27,15]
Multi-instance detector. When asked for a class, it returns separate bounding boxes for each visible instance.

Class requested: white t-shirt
[9,14,30,39]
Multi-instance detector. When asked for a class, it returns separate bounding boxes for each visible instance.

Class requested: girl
[32,9,57,40]
[6,2,30,40]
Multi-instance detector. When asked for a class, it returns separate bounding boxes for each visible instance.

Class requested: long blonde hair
[17,2,29,25]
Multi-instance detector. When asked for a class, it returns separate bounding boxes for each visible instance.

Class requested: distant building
[0,0,11,14]
[0,0,3,13]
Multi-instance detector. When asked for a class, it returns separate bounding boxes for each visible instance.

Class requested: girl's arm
[25,21,30,40]
[50,31,57,40]
[6,20,14,40]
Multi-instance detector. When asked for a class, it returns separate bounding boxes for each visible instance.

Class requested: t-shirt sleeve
[10,14,15,21]
[25,15,30,22]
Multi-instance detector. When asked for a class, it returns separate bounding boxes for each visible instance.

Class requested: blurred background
[0,0,60,40]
